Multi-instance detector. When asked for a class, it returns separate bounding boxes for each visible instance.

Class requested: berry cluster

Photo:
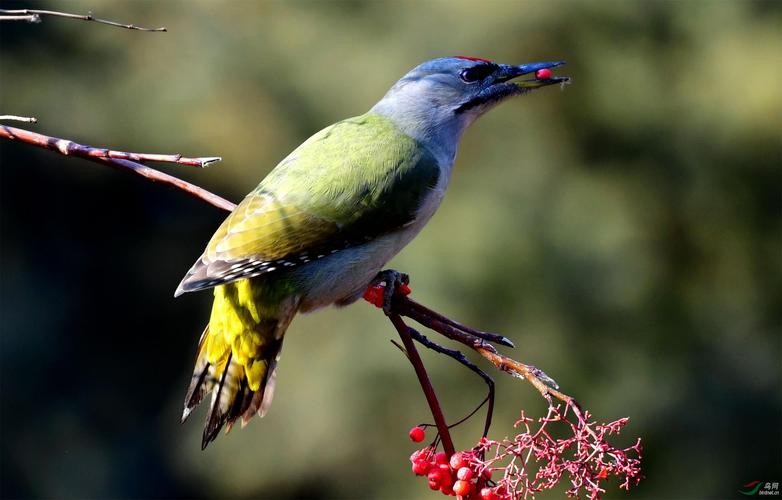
[406,401,642,499]
[409,433,505,499]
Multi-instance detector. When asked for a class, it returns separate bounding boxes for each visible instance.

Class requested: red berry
[409,426,426,442]
[481,468,493,480]
[456,467,473,481]
[440,484,455,496]
[412,460,430,476]
[362,285,387,308]
[596,467,609,479]
[535,68,552,79]
[449,452,466,469]
[429,479,441,491]
[435,451,448,464]
[480,487,498,500]
[439,470,453,487]
[453,480,471,496]
[428,469,443,484]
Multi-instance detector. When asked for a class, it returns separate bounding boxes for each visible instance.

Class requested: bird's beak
[497,61,569,89]
[454,60,569,114]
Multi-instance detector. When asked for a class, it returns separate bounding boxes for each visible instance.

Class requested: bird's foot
[364,269,411,315]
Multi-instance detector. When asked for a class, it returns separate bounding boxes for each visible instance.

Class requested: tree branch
[0,9,167,31]
[407,326,495,438]
[0,125,235,212]
[390,294,591,426]
[0,115,37,123]
[390,314,456,456]
[0,14,39,22]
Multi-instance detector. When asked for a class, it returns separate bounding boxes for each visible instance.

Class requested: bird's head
[371,56,569,159]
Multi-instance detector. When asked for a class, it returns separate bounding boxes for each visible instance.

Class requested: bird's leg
[365,269,410,315]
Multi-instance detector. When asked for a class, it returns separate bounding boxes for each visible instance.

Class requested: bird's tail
[181,279,298,449]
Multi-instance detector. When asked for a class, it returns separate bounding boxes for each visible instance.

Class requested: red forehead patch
[454,56,493,63]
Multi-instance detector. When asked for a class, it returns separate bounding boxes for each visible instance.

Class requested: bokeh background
[1,1,780,498]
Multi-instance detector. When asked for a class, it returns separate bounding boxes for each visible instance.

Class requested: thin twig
[0,126,220,167]
[0,115,37,123]
[0,14,39,22]
[0,9,166,31]
[408,327,495,438]
[0,126,235,212]
[392,294,580,413]
[475,347,573,407]
[390,314,456,457]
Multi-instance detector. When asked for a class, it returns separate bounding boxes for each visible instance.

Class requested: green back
[179,113,441,292]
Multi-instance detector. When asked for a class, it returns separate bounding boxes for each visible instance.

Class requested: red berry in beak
[535,68,552,79]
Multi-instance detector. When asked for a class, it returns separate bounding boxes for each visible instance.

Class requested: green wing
[176,113,440,295]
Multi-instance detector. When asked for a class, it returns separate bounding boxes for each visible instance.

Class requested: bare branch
[0,115,37,123]
[390,295,581,414]
[0,125,235,212]
[0,13,40,22]
[0,9,166,31]
[390,313,456,456]
[0,126,222,167]
[408,326,495,438]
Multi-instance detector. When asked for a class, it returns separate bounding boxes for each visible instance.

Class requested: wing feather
[175,114,440,296]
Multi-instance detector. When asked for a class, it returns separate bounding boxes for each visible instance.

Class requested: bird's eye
[460,65,494,83]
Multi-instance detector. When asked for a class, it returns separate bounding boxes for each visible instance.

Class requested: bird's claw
[364,269,411,315]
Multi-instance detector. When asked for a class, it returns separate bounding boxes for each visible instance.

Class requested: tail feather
[182,326,211,423]
[258,354,281,418]
[192,341,285,448]
[240,348,282,425]
[228,376,254,432]
[202,352,234,449]
[181,279,298,449]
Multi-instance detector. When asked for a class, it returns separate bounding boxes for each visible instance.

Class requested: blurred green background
[1,1,780,498]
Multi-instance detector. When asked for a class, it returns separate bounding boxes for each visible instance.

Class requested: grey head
[371,56,568,163]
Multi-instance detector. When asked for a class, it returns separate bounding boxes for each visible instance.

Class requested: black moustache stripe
[454,85,526,114]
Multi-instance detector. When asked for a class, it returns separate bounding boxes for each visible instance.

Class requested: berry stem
[389,313,456,457]
[406,326,495,437]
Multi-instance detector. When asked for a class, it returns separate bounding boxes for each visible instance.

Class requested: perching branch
[0,126,235,212]
[407,326,495,438]
[0,9,167,31]
[392,294,586,422]
[391,314,456,457]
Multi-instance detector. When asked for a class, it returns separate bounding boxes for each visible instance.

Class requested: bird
[175,56,569,449]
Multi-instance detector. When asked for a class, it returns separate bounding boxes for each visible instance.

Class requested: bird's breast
[297,164,451,312]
